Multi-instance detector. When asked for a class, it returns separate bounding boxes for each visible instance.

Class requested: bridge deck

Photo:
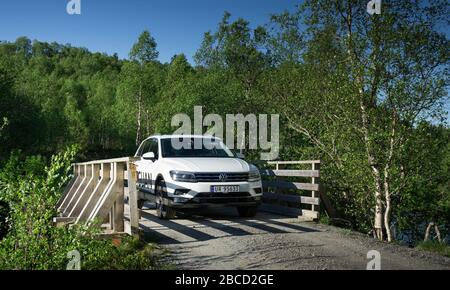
[140,204,311,245]
[139,203,450,270]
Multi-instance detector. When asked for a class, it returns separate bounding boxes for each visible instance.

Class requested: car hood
[163,158,252,172]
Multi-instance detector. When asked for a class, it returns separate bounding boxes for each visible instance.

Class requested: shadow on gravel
[263,219,318,233]
[194,219,252,236]
[141,211,215,242]
[140,205,320,245]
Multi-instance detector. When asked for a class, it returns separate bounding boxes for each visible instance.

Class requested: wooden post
[311,162,320,218]
[275,162,283,195]
[126,161,139,237]
[113,162,125,233]
[311,163,316,213]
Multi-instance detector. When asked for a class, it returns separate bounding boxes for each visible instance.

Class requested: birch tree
[266,0,449,241]
[127,30,159,146]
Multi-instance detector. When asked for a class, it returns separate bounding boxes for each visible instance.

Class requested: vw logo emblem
[219,173,227,182]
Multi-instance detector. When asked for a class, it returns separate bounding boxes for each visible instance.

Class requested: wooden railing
[55,158,326,236]
[54,157,140,236]
[260,160,321,220]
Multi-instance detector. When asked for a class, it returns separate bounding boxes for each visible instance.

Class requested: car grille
[192,192,255,204]
[194,172,249,182]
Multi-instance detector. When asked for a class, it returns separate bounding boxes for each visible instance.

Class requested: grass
[77,236,175,270]
[416,241,450,258]
[319,215,331,225]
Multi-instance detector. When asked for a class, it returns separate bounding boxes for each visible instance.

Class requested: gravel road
[140,205,449,270]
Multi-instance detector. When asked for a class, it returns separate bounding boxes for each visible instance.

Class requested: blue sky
[0,0,448,119]
[0,0,300,63]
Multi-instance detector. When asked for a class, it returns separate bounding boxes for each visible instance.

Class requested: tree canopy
[0,1,448,245]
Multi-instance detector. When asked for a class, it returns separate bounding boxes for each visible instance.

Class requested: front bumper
[162,178,263,209]
[168,192,262,208]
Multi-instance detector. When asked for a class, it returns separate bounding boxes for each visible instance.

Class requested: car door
[135,139,151,194]
[147,138,161,194]
[136,138,159,196]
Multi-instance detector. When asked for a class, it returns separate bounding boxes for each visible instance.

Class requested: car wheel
[237,206,258,218]
[155,179,176,219]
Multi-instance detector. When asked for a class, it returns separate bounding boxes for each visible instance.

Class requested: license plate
[211,185,240,193]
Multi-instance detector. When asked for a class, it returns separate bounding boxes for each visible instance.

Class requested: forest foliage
[0,146,169,269]
[0,0,449,254]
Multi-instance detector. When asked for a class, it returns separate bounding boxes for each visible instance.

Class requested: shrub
[416,241,450,258]
[0,146,168,270]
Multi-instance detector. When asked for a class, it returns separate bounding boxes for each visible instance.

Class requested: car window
[161,137,235,158]
[148,138,159,159]
[137,140,150,157]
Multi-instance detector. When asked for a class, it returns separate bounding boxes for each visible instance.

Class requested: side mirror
[236,152,245,159]
[142,152,155,160]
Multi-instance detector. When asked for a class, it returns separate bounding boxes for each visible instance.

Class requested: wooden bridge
[54,159,329,236]
[55,157,140,236]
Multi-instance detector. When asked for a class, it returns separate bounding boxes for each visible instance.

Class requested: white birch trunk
[135,84,142,146]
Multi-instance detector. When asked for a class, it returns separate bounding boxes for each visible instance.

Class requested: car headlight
[170,171,197,183]
[248,170,261,182]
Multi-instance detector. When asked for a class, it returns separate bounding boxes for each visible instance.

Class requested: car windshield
[161,137,235,158]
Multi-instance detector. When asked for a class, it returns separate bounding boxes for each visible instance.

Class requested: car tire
[237,206,258,217]
[155,179,176,219]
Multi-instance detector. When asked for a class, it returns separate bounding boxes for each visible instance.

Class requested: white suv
[135,135,263,219]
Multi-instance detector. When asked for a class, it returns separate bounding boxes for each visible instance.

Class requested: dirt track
[140,205,449,270]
